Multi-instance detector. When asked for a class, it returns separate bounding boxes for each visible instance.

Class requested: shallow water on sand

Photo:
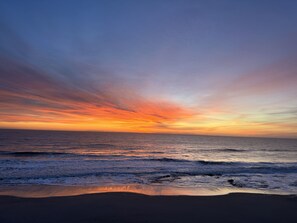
[0,129,297,196]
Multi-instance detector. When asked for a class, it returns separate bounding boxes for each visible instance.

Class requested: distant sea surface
[0,130,297,195]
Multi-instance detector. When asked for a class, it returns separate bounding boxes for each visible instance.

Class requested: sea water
[0,130,297,195]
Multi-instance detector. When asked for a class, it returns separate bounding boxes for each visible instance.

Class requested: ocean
[0,129,297,195]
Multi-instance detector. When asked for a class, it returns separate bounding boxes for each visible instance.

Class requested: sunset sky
[0,0,297,138]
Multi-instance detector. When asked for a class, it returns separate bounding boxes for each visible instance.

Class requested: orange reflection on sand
[0,184,268,198]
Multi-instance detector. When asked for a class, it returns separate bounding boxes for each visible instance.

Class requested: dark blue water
[0,130,297,194]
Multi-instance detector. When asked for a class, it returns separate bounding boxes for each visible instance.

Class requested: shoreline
[0,184,287,198]
[0,192,296,223]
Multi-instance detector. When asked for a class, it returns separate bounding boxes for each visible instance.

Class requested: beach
[0,131,297,222]
[0,192,296,223]
[1,0,297,222]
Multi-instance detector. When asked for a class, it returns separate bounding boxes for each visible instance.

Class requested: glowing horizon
[1,1,297,138]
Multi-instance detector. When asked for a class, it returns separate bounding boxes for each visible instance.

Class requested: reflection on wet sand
[0,184,268,198]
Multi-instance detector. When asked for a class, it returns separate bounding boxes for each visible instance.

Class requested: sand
[0,192,296,223]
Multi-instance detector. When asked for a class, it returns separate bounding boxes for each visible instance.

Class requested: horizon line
[1,128,296,140]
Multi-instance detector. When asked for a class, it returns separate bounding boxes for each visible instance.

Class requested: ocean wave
[0,151,128,159]
[147,158,188,162]
[220,148,245,152]
[0,151,226,163]
[0,151,66,157]
[1,150,296,170]
[195,148,247,153]
[2,161,297,181]
[86,143,116,148]
[199,148,297,153]
[144,157,233,165]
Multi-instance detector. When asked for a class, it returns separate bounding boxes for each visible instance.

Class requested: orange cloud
[1,50,297,138]
[0,57,194,132]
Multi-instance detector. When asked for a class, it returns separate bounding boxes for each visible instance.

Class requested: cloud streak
[1,1,297,137]
[0,52,194,131]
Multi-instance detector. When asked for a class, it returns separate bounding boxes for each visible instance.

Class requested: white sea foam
[0,130,297,194]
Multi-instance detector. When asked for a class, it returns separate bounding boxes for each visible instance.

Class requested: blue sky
[0,0,297,137]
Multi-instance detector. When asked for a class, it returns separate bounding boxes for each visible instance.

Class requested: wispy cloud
[0,52,193,130]
[1,1,297,137]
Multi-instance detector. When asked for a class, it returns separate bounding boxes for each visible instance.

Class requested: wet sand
[0,192,296,223]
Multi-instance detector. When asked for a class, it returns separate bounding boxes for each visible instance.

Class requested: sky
[0,0,297,138]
